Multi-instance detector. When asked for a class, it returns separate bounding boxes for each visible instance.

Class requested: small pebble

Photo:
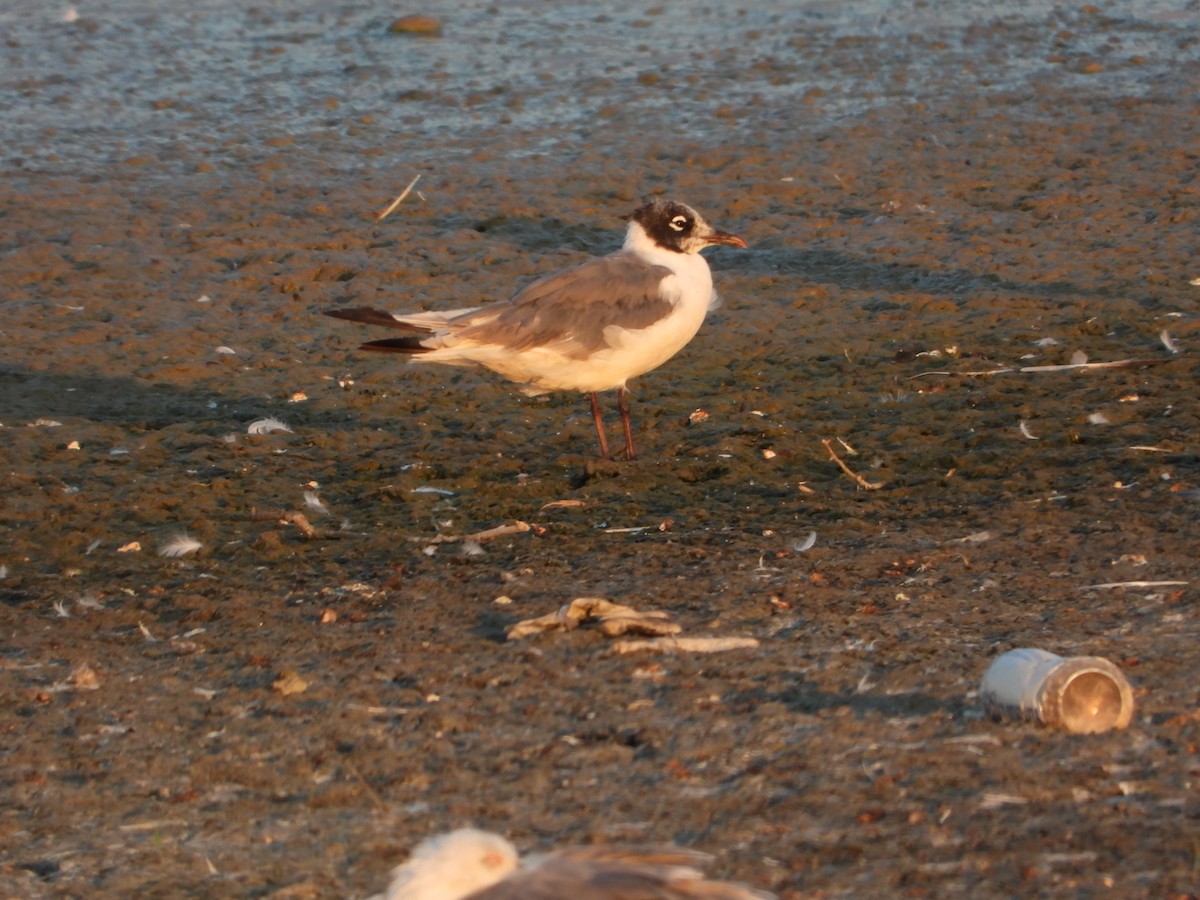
[389,14,442,36]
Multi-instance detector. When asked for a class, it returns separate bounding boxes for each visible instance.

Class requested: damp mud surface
[1,2,1198,897]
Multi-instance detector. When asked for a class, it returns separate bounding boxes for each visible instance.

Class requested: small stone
[388,14,442,36]
[272,669,308,695]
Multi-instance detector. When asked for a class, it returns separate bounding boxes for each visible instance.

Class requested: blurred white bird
[380,828,774,900]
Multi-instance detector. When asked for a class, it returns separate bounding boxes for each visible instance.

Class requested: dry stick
[418,520,532,545]
[612,636,761,654]
[1079,580,1188,590]
[376,173,421,221]
[908,357,1174,380]
[822,438,886,490]
[338,753,387,811]
[1017,357,1171,373]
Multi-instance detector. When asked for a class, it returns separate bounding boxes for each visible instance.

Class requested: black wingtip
[360,337,434,354]
[323,306,427,332]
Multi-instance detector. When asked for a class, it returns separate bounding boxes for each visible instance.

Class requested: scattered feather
[303,491,330,516]
[159,533,202,558]
[197,294,213,303]
[247,417,292,435]
[1159,329,1180,354]
[793,531,817,553]
[1032,337,1059,347]
[77,593,105,610]
[215,346,237,355]
[85,540,102,555]
[1018,420,1039,440]
[411,486,456,497]
[1088,412,1111,425]
[1070,349,1088,365]
[31,419,63,427]
[952,530,993,544]
[52,599,71,618]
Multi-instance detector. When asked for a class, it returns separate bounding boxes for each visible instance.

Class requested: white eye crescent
[669,215,688,231]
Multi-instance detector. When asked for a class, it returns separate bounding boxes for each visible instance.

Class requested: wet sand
[1,1,1198,897]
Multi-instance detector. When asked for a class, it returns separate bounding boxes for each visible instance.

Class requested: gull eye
[669,215,689,231]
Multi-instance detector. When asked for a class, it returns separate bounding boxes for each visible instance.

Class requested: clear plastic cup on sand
[979,648,1135,734]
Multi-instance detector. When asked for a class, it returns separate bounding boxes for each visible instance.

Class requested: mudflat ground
[1,2,1197,897]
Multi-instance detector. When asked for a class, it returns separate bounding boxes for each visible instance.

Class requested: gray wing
[465,847,774,900]
[453,251,676,357]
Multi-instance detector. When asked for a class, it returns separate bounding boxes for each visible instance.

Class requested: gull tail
[324,305,478,355]
[323,306,429,332]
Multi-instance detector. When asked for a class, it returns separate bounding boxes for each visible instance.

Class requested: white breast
[518,228,715,393]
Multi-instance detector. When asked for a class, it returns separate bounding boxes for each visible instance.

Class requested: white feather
[247,417,293,435]
[793,531,817,553]
[159,532,203,558]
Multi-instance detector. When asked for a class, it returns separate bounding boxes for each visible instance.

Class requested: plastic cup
[979,648,1135,734]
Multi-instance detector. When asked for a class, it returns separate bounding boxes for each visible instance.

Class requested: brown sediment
[1,2,1198,898]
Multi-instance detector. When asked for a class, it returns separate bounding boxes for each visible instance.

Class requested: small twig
[821,438,885,490]
[118,820,189,833]
[347,703,413,716]
[376,173,421,221]
[1018,358,1170,373]
[339,754,387,811]
[612,636,761,654]
[1080,580,1188,590]
[909,357,1174,380]
[906,368,1013,379]
[419,520,532,545]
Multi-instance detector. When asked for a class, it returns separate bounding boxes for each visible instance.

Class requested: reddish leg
[589,391,611,460]
[617,387,636,460]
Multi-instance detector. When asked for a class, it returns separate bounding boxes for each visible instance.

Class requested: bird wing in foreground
[463,844,775,900]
